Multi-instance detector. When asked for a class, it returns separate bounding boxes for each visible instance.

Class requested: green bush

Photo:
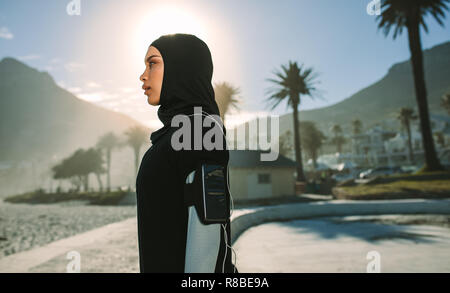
[4,190,129,206]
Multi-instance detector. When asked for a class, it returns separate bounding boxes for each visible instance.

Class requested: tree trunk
[292,102,306,181]
[407,19,443,171]
[95,172,103,192]
[76,176,83,192]
[338,138,342,154]
[107,148,111,192]
[406,120,414,163]
[312,149,318,170]
[84,174,89,192]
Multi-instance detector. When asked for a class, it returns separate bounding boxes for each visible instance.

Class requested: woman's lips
[144,88,151,95]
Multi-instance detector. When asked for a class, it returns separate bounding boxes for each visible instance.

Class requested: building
[430,114,450,147]
[344,114,450,167]
[351,125,397,166]
[382,114,450,165]
[228,150,297,201]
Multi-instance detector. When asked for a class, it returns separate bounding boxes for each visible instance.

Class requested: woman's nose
[139,72,147,82]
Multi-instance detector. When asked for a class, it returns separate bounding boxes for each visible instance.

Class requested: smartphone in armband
[184,161,230,225]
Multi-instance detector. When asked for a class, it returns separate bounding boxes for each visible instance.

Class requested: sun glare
[131,4,243,101]
[134,5,209,60]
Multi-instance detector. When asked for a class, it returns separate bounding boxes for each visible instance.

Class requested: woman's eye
[149,62,156,68]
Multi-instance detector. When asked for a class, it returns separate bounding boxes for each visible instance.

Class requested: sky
[1,0,449,130]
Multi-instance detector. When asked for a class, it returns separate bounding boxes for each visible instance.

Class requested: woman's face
[140,45,164,106]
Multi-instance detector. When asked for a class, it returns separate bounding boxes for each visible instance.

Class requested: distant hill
[233,41,450,154]
[0,57,155,197]
[0,57,151,162]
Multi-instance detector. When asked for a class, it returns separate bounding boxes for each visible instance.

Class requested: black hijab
[148,33,223,145]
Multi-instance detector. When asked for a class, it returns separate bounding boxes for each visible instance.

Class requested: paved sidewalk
[0,217,139,273]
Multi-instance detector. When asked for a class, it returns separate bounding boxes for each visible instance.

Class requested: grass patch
[390,170,450,178]
[333,179,450,200]
[3,189,130,205]
[233,194,324,208]
[415,164,449,174]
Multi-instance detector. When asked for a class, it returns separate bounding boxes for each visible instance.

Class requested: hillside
[0,57,153,197]
[279,41,450,136]
[0,57,151,162]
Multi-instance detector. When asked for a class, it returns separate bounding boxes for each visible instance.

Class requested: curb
[229,198,450,245]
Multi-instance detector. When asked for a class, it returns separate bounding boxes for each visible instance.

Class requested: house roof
[229,150,297,168]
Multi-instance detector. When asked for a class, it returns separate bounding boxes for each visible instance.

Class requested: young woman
[136,33,237,273]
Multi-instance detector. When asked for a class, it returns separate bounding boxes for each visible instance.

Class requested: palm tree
[265,61,322,182]
[433,131,446,148]
[84,148,106,192]
[96,132,121,192]
[351,119,363,164]
[214,81,241,126]
[376,0,448,171]
[441,92,450,114]
[300,121,326,171]
[279,130,294,159]
[352,119,363,135]
[397,107,418,163]
[330,124,347,154]
[124,125,149,178]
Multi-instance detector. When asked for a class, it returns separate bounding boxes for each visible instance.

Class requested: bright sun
[131,3,242,99]
[134,5,209,60]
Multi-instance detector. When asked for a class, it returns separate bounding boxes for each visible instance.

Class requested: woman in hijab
[137,33,238,273]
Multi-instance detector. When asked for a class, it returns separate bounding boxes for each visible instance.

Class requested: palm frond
[376,0,449,39]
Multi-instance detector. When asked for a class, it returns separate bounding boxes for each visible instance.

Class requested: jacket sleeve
[169,115,229,183]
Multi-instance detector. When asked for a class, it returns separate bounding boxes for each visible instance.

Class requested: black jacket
[135,115,237,273]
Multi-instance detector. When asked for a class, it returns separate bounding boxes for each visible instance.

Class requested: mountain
[0,57,151,162]
[0,57,154,197]
[234,41,450,155]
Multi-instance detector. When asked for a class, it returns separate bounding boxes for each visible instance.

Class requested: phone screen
[202,164,228,222]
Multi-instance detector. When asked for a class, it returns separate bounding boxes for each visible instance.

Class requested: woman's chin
[147,96,158,106]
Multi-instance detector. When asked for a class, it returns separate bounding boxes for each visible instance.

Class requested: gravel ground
[0,200,137,258]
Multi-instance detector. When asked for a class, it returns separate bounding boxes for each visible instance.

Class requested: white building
[351,125,396,166]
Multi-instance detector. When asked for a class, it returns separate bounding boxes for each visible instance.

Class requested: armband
[183,160,230,225]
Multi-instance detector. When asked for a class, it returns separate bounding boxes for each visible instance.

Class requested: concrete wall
[229,167,296,200]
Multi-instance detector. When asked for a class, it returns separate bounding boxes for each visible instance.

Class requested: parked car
[332,172,353,182]
[399,165,421,174]
[332,168,365,182]
[358,166,402,179]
